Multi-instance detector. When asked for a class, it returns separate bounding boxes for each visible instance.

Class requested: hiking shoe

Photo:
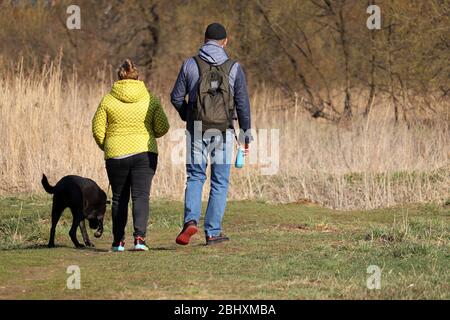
[176,220,198,245]
[112,241,125,252]
[133,237,149,251]
[206,233,230,246]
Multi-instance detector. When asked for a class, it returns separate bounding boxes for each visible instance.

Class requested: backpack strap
[193,56,211,77]
[219,58,236,76]
[193,55,236,76]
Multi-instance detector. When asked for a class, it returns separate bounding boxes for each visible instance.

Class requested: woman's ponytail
[117,59,139,80]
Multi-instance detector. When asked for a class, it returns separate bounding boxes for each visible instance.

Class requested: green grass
[0,195,448,299]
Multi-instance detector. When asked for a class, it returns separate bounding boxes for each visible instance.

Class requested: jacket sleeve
[233,63,252,143]
[149,96,170,138]
[92,100,107,150]
[170,60,189,121]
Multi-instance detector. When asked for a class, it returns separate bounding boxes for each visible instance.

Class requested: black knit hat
[205,23,227,40]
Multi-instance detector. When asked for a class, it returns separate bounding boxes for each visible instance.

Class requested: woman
[92,59,169,252]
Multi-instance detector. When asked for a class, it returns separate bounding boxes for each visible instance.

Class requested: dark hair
[117,59,139,80]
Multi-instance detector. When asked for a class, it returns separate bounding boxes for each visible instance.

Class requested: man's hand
[244,143,250,156]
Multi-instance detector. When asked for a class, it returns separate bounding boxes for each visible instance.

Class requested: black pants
[106,152,157,242]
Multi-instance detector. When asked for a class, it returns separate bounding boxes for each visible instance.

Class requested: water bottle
[235,147,244,168]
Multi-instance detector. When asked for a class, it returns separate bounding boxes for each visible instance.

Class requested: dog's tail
[41,174,55,194]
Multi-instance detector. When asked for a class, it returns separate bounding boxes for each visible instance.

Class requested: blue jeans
[184,129,233,237]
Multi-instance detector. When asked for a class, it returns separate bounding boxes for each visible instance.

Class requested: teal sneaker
[112,241,125,252]
[133,237,149,251]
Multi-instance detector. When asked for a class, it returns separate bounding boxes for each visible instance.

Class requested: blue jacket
[170,41,251,133]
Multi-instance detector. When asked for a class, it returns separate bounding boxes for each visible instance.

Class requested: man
[171,22,252,246]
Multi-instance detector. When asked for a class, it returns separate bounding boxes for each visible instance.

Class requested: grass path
[0,196,448,299]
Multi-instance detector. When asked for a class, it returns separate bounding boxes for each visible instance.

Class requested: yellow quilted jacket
[92,80,170,159]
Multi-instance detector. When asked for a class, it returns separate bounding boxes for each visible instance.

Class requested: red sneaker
[176,221,198,245]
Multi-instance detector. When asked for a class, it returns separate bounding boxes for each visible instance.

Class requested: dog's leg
[79,220,94,247]
[48,200,65,248]
[69,219,83,248]
[69,207,84,248]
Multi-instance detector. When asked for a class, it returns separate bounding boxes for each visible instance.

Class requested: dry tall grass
[0,60,448,209]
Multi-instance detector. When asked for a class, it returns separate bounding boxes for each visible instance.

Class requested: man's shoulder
[182,57,198,74]
[183,56,200,67]
[227,59,241,71]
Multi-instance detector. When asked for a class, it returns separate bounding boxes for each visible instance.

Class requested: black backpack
[193,55,236,132]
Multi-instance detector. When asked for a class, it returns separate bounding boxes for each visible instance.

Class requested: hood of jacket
[110,80,149,103]
[198,40,229,66]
